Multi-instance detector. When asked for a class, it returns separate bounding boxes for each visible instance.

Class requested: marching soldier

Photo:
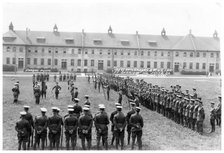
[64,108,78,150]
[23,105,34,149]
[196,101,205,135]
[41,81,47,99]
[15,111,30,150]
[34,83,41,104]
[109,103,120,145]
[78,107,93,150]
[126,102,136,145]
[94,104,110,150]
[113,105,126,150]
[33,108,48,150]
[104,83,110,101]
[72,87,78,101]
[216,96,221,127]
[130,107,144,150]
[210,102,216,133]
[118,90,123,104]
[192,88,197,99]
[48,107,62,150]
[84,95,91,106]
[12,83,20,103]
[73,98,83,119]
[52,82,61,99]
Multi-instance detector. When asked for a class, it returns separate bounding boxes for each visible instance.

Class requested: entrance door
[98,60,104,70]
[61,59,67,70]
[18,58,24,69]
[174,62,179,72]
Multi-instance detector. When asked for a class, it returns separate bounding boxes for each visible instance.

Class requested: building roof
[3,29,220,51]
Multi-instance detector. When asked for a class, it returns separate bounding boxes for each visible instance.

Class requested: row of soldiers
[58,73,77,82]
[33,73,49,83]
[15,96,143,150]
[99,74,221,134]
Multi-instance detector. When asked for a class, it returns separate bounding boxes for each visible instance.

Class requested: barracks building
[3,22,220,73]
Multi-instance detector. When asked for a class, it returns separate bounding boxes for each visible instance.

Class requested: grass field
[2,75,221,150]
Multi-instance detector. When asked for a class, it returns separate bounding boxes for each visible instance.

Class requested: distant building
[2,23,220,73]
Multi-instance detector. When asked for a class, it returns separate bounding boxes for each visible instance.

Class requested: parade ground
[2,75,221,150]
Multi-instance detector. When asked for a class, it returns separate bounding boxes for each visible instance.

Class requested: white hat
[99,104,105,109]
[51,107,57,110]
[115,103,121,106]
[23,105,30,109]
[68,108,74,112]
[40,107,47,112]
[56,107,60,111]
[83,107,90,111]
[85,95,89,98]
[136,107,141,110]
[74,98,80,102]
[14,83,19,85]
[20,111,27,115]
[116,105,123,109]
[130,102,136,105]
[67,105,73,108]
[84,104,90,108]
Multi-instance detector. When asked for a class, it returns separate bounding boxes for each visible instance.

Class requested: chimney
[213,30,218,38]
[9,22,14,31]
[108,25,113,34]
[53,24,58,32]
[161,28,166,36]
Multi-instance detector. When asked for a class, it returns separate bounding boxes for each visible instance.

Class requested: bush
[181,70,207,75]
[3,65,16,72]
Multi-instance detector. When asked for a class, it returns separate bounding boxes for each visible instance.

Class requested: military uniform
[73,102,82,119]
[12,84,20,103]
[210,102,216,133]
[52,84,61,99]
[34,85,41,104]
[110,109,118,145]
[196,103,205,135]
[23,107,34,149]
[126,107,136,145]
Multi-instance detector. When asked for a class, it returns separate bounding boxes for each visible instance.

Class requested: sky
[1,0,223,37]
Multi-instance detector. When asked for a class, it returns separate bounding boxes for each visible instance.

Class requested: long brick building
[3,22,220,73]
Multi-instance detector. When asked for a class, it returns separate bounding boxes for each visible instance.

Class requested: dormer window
[93,39,102,45]
[36,37,46,43]
[148,41,157,47]
[65,38,74,44]
[121,40,130,46]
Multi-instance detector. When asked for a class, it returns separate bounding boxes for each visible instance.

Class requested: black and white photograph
[1,0,222,150]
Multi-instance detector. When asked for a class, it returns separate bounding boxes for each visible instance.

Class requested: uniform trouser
[107,92,110,100]
[127,126,132,145]
[48,132,60,150]
[35,96,40,104]
[80,132,91,150]
[192,118,197,130]
[55,92,59,99]
[196,121,203,134]
[216,115,221,126]
[41,91,46,99]
[157,103,160,113]
[65,131,77,150]
[96,130,108,150]
[131,130,142,150]
[18,135,28,150]
[34,131,47,150]
[114,130,125,150]
[210,118,215,132]
[188,117,193,129]
[14,94,19,103]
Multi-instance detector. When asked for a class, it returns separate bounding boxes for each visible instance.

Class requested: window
[134,51,137,56]
[114,51,117,55]
[120,61,124,67]
[63,50,66,54]
[196,63,199,69]
[167,52,170,57]
[99,50,102,55]
[71,59,74,66]
[127,61,130,67]
[175,52,179,57]
[190,52,193,57]
[27,58,30,65]
[114,61,117,67]
[13,58,16,64]
[148,51,150,56]
[147,61,150,68]
[202,63,206,69]
[183,52,187,57]
[134,61,137,68]
[28,49,31,53]
[71,49,75,54]
[78,59,81,66]
[203,52,206,57]
[161,52,164,57]
[154,51,157,56]
[189,62,193,69]
[77,68,81,72]
[217,53,220,58]
[35,49,38,53]
[140,61,144,68]
[48,48,51,53]
[84,60,88,66]
[216,63,219,70]
[78,49,81,54]
[210,53,214,58]
[54,59,58,65]
[55,50,58,54]
[41,58,44,65]
[154,62,157,68]
[183,62,186,69]
[34,58,37,65]
[141,51,144,56]
[6,57,10,64]
[61,59,67,69]
[19,47,23,52]
[167,62,171,69]
[91,60,94,66]
[196,52,200,57]
[92,50,94,54]
[107,60,111,67]
[13,47,16,52]
[48,59,51,65]
[128,51,130,56]
[108,50,111,55]
[6,47,10,52]
[85,50,88,54]
[42,48,45,53]
[161,62,164,68]
[121,51,124,55]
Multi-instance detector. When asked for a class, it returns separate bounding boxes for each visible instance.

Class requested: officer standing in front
[52,82,61,99]
[126,102,136,145]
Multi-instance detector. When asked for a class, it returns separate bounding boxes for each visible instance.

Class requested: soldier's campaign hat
[14,82,19,85]
[115,102,121,106]
[99,104,105,109]
[116,105,123,109]
[74,98,80,102]
[136,107,141,110]
[67,105,73,108]
[85,95,89,98]
[83,107,90,111]
[20,111,27,115]
[40,107,47,112]
[56,107,60,111]
[84,104,90,108]
[51,107,57,110]
[68,108,74,112]
[23,105,30,109]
